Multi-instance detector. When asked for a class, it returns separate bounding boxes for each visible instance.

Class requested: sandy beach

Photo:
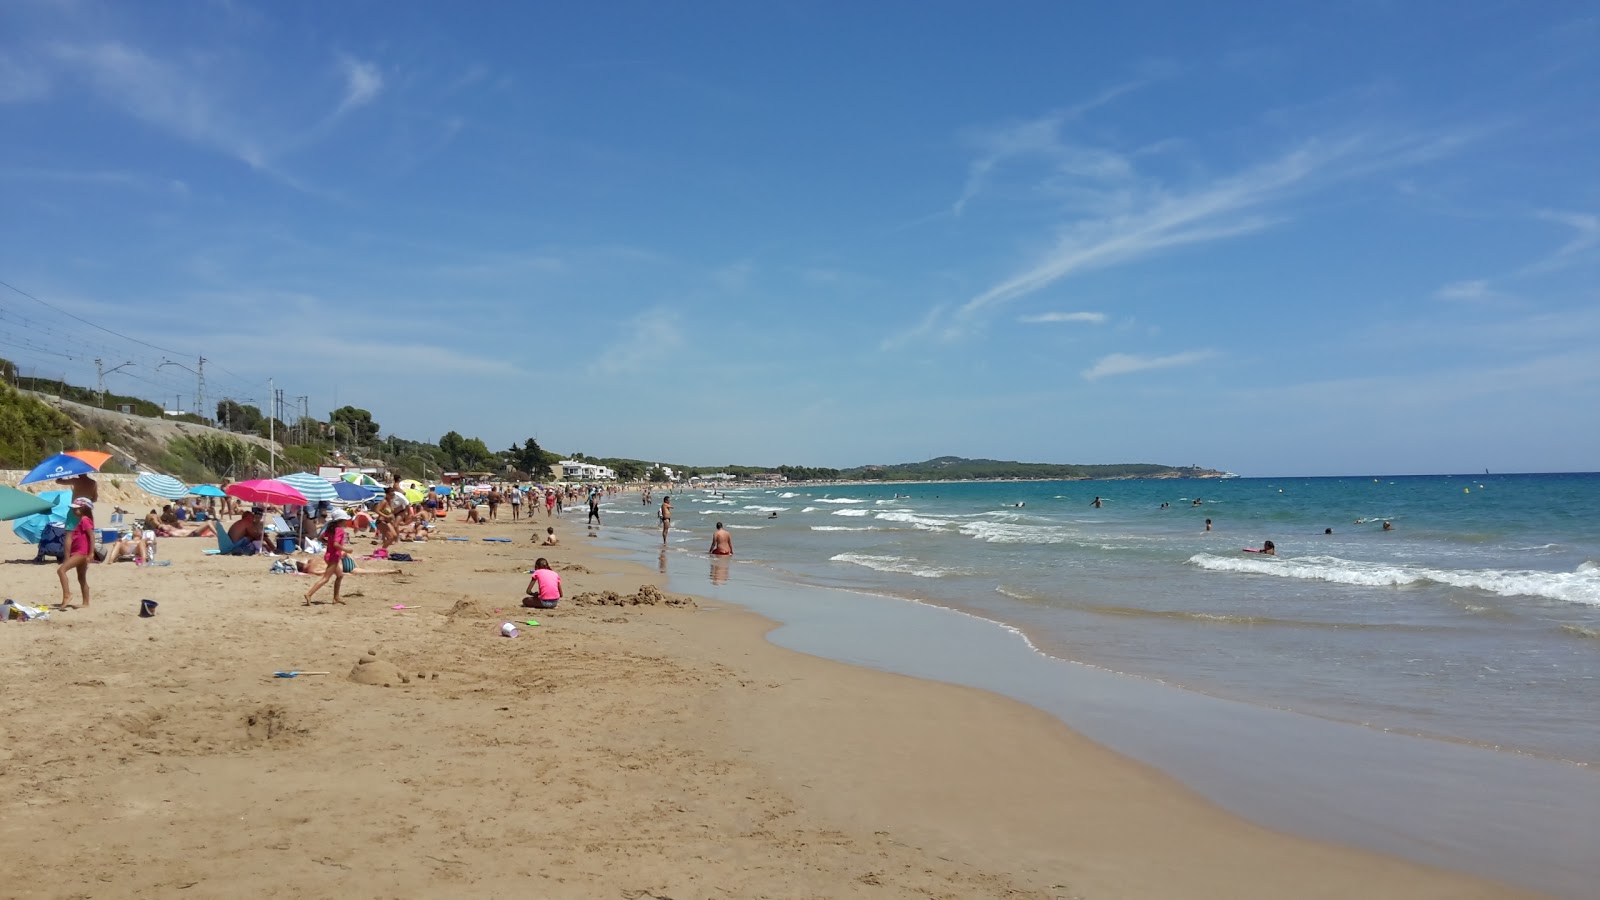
[1,483,1537,898]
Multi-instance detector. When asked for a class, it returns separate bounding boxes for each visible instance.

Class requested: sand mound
[572,584,695,608]
[445,598,496,619]
[348,649,409,687]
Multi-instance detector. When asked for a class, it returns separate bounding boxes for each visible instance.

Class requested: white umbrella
[277,472,339,504]
[135,472,190,500]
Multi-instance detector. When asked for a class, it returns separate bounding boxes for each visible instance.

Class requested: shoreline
[1,497,1538,897]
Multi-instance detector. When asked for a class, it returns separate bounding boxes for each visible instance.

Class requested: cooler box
[100,529,119,544]
[277,535,298,554]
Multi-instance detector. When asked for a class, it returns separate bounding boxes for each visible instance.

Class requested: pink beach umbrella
[224,479,308,506]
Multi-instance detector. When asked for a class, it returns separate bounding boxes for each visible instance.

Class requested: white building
[558,460,616,481]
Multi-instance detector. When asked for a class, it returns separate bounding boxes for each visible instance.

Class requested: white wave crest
[811,525,879,532]
[874,511,953,529]
[830,553,954,578]
[833,508,871,517]
[801,506,819,513]
[743,505,786,512]
[816,498,865,504]
[1188,554,1600,606]
[778,492,798,498]
[960,521,1071,544]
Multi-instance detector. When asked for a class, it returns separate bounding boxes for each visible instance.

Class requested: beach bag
[269,559,297,574]
[388,552,413,562]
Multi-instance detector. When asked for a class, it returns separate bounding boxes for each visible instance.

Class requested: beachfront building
[558,460,616,481]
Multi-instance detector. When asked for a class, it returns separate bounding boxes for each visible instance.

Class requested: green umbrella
[0,485,54,521]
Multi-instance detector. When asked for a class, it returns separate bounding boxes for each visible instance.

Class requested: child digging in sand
[523,558,562,609]
[304,509,353,605]
[57,498,95,608]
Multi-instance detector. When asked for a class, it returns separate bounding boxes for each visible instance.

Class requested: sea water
[613,474,1600,763]
[594,474,1600,895]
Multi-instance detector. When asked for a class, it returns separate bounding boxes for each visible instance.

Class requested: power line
[0,278,192,357]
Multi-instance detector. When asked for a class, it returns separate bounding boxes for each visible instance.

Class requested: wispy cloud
[1083,349,1217,381]
[45,40,382,193]
[334,55,383,116]
[1019,311,1107,324]
[0,165,188,195]
[588,308,684,377]
[49,41,270,167]
[1523,210,1600,274]
[0,50,50,102]
[1433,279,1508,303]
[951,81,1145,217]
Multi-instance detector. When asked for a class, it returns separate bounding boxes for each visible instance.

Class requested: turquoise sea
[609,473,1600,763]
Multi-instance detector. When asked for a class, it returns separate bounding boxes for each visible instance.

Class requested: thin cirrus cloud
[45,40,383,190]
[334,55,384,116]
[1433,280,1504,303]
[1019,311,1107,324]
[1082,349,1218,381]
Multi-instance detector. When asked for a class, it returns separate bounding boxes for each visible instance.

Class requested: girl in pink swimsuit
[304,509,353,605]
[58,498,96,608]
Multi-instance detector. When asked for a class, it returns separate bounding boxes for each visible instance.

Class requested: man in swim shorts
[710,521,733,556]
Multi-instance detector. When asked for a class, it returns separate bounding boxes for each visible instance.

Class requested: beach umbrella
[332,480,375,504]
[403,488,425,503]
[431,485,453,496]
[135,472,190,500]
[224,479,307,506]
[10,490,72,543]
[277,472,339,504]
[340,472,384,488]
[0,486,54,521]
[189,484,227,497]
[397,479,424,492]
[19,450,112,486]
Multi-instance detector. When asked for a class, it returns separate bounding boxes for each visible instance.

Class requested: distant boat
[1219,472,1240,479]
[1485,468,1490,475]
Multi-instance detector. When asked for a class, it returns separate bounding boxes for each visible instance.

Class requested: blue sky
[1,1,1596,476]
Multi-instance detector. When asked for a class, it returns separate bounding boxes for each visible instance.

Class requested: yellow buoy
[1464,488,1470,493]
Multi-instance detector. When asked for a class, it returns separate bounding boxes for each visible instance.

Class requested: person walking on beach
[57,498,95,608]
[710,521,733,556]
[509,487,521,521]
[524,558,562,609]
[658,496,672,543]
[304,509,353,605]
[587,490,602,526]
[487,489,501,521]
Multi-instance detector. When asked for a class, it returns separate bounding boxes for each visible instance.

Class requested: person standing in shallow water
[588,490,602,526]
[659,496,672,543]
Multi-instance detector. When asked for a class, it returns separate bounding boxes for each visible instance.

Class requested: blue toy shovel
[273,671,330,678]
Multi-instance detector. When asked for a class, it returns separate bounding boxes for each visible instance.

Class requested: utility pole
[296,395,309,444]
[94,359,135,407]
[268,377,276,478]
[195,356,206,422]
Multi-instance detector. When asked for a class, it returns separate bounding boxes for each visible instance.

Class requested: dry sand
[0,493,1539,898]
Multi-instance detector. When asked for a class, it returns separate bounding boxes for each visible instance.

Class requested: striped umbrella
[135,472,190,500]
[277,472,339,504]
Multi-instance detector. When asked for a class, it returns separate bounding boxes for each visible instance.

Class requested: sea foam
[830,553,955,578]
[1188,554,1600,606]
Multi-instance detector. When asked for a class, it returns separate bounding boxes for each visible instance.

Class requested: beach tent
[341,473,384,488]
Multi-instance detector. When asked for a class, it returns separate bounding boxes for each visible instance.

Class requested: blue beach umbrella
[277,472,339,504]
[11,490,72,544]
[135,472,190,501]
[431,485,453,496]
[332,479,375,504]
[189,484,227,498]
